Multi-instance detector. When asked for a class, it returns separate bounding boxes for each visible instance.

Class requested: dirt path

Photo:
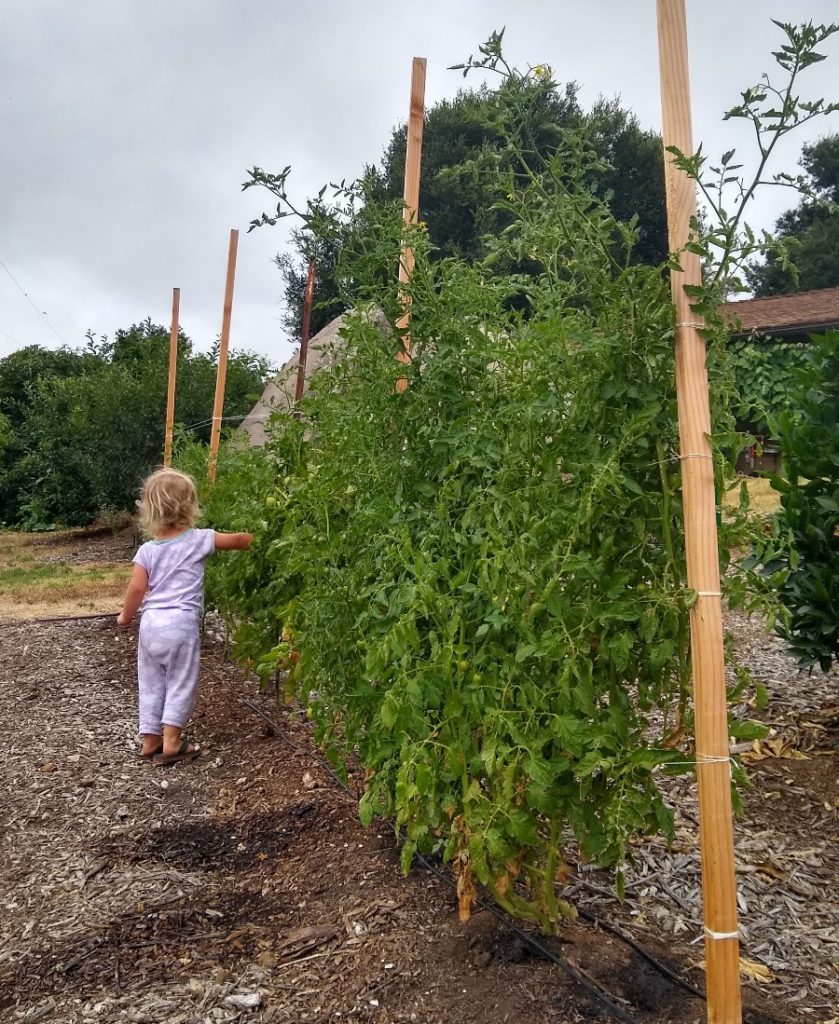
[0,615,835,1024]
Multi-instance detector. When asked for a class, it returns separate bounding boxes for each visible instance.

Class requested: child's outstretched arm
[214,531,254,551]
[117,564,149,626]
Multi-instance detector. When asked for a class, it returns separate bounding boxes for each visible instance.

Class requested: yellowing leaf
[739,957,775,983]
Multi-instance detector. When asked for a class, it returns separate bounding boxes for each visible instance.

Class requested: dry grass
[0,530,129,621]
[722,475,781,516]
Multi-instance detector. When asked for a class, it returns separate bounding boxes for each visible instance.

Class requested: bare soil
[0,553,836,1023]
[0,527,134,620]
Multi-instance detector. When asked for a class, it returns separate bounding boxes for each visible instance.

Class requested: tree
[0,323,270,526]
[270,80,668,338]
[747,133,839,295]
[0,345,101,523]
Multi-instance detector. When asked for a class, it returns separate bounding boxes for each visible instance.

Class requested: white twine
[652,754,731,771]
[695,591,722,598]
[679,452,713,461]
[704,927,740,941]
[676,321,705,329]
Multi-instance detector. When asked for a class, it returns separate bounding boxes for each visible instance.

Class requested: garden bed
[0,543,835,1023]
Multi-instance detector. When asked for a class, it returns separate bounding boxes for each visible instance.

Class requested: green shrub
[767,331,839,670]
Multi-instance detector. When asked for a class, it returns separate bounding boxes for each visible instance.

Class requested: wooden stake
[395,56,427,393]
[294,259,317,404]
[163,287,180,468]
[656,3,741,1022]
[208,229,239,484]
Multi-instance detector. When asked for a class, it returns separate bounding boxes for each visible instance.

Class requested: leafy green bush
[729,335,812,436]
[0,322,269,526]
[766,331,839,670]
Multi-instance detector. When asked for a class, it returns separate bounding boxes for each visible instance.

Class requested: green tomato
[457,659,469,673]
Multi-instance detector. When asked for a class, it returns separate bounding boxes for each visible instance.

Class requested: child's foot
[138,736,163,759]
[153,736,201,766]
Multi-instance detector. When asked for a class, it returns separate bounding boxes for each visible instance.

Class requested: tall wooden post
[208,229,239,484]
[656,3,741,1022]
[294,259,317,404]
[395,56,427,393]
[163,287,180,468]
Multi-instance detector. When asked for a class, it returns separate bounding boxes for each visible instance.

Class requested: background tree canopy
[0,321,269,527]
[275,81,669,340]
[747,133,839,296]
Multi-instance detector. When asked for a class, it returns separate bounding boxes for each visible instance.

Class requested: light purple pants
[137,610,201,735]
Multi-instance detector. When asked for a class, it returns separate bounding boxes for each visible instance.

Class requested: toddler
[117,468,252,765]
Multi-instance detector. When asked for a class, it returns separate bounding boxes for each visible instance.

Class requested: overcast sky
[2,1,837,367]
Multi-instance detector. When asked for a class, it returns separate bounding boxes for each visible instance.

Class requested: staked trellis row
[160,21,750,1020]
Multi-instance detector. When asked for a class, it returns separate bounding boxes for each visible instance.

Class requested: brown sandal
[153,737,201,766]
[137,742,163,760]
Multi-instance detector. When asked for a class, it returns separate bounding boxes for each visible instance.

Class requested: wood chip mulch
[0,609,835,1024]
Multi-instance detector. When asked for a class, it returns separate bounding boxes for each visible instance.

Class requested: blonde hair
[138,468,200,537]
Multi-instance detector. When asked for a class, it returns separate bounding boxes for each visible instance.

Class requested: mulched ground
[0,604,835,1023]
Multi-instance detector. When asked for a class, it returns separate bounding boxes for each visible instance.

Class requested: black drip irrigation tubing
[411,849,640,1024]
[1,610,119,626]
[238,699,718,1024]
[575,906,706,1001]
[243,696,698,1021]
[238,699,361,801]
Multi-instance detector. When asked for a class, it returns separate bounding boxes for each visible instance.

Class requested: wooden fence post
[208,229,239,484]
[395,56,427,393]
[163,287,180,468]
[656,3,742,1022]
[294,259,317,404]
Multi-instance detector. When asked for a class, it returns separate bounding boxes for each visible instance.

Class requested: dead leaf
[754,861,787,882]
[739,957,775,984]
[555,857,573,885]
[457,866,477,924]
[493,874,511,897]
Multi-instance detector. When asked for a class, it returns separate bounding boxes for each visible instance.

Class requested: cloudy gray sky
[2,1,837,366]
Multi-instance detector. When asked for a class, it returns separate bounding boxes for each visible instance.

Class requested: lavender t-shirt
[132,528,216,617]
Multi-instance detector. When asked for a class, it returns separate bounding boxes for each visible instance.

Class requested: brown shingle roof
[723,286,839,337]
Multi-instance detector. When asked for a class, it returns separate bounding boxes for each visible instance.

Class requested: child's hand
[117,612,131,627]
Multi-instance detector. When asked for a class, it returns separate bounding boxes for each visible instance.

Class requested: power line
[0,254,67,346]
[0,325,23,347]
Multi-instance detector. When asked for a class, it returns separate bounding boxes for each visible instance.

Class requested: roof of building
[240,308,387,446]
[239,313,351,446]
[723,286,839,337]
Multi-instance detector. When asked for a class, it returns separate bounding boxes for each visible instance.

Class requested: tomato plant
[185,23,836,932]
